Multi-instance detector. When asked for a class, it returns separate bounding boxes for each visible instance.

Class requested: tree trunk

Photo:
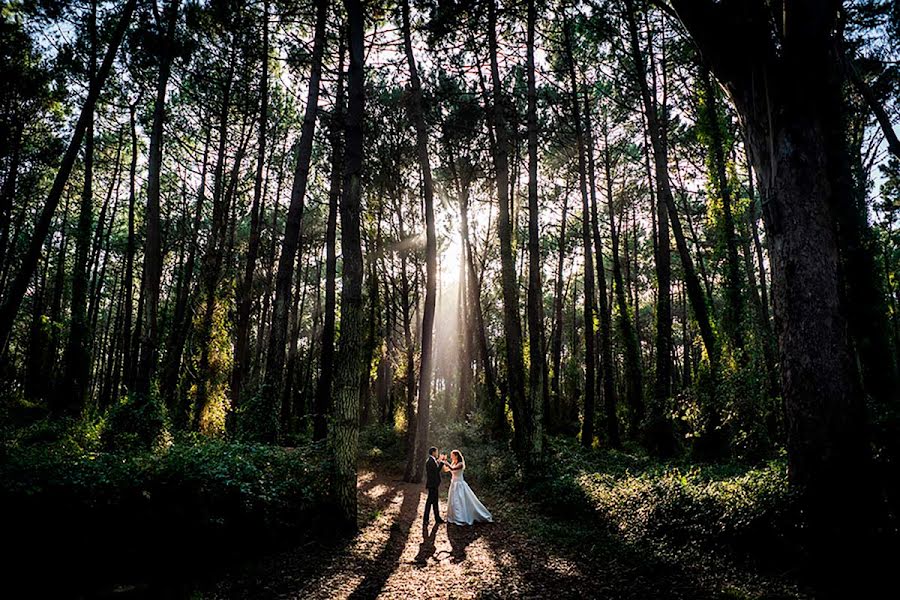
[600,113,643,444]
[231,0,269,411]
[669,2,873,591]
[330,0,365,529]
[313,32,345,442]
[160,126,210,417]
[135,0,180,397]
[699,65,744,352]
[487,0,528,455]
[549,185,570,433]
[265,0,328,405]
[87,131,124,333]
[524,0,545,460]
[402,0,438,483]
[585,96,620,449]
[193,55,238,429]
[123,102,139,391]
[59,0,98,415]
[627,1,715,366]
[0,0,137,355]
[563,17,597,448]
[400,219,417,481]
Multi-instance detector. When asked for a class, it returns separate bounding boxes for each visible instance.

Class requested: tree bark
[667,1,873,591]
[135,0,180,397]
[59,0,98,415]
[600,112,642,447]
[330,0,365,529]
[160,126,210,416]
[549,186,570,433]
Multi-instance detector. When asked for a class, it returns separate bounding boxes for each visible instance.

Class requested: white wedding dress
[445,462,493,525]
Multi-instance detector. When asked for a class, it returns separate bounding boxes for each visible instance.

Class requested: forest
[2,0,899,597]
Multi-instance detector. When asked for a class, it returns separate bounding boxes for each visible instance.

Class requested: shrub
[0,439,332,594]
[231,382,281,443]
[102,389,168,452]
[532,437,802,568]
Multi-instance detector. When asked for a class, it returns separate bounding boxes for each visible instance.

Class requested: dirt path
[202,469,803,599]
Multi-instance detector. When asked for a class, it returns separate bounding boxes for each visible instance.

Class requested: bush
[527,437,802,569]
[359,422,404,465]
[433,430,801,572]
[102,389,168,452]
[0,439,333,594]
[231,382,281,443]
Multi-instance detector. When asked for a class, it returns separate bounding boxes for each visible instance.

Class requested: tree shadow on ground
[346,486,419,600]
[177,475,415,599]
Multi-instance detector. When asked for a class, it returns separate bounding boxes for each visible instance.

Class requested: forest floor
[192,466,806,600]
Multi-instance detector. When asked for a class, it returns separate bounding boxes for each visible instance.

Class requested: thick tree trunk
[330,0,365,529]
[668,1,874,592]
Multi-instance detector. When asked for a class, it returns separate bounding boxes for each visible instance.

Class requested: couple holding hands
[423,446,493,527]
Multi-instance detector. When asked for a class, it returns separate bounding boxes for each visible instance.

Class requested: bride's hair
[451,449,464,464]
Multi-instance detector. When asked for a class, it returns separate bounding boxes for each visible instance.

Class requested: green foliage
[359,423,405,468]
[442,429,802,569]
[102,388,169,453]
[0,414,103,455]
[231,382,280,443]
[541,438,799,561]
[677,344,778,462]
[1,436,333,592]
[1,438,330,522]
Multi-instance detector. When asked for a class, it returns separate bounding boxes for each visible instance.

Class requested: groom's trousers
[424,487,440,524]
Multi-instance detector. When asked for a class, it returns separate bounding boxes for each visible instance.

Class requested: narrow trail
[204,468,803,599]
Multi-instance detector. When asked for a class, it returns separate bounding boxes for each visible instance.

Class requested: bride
[443,450,493,525]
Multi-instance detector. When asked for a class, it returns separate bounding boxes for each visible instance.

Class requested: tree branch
[845,57,900,161]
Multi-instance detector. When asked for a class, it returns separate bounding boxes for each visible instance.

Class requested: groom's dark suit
[423,455,444,526]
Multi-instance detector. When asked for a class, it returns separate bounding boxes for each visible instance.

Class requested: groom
[423,446,447,527]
